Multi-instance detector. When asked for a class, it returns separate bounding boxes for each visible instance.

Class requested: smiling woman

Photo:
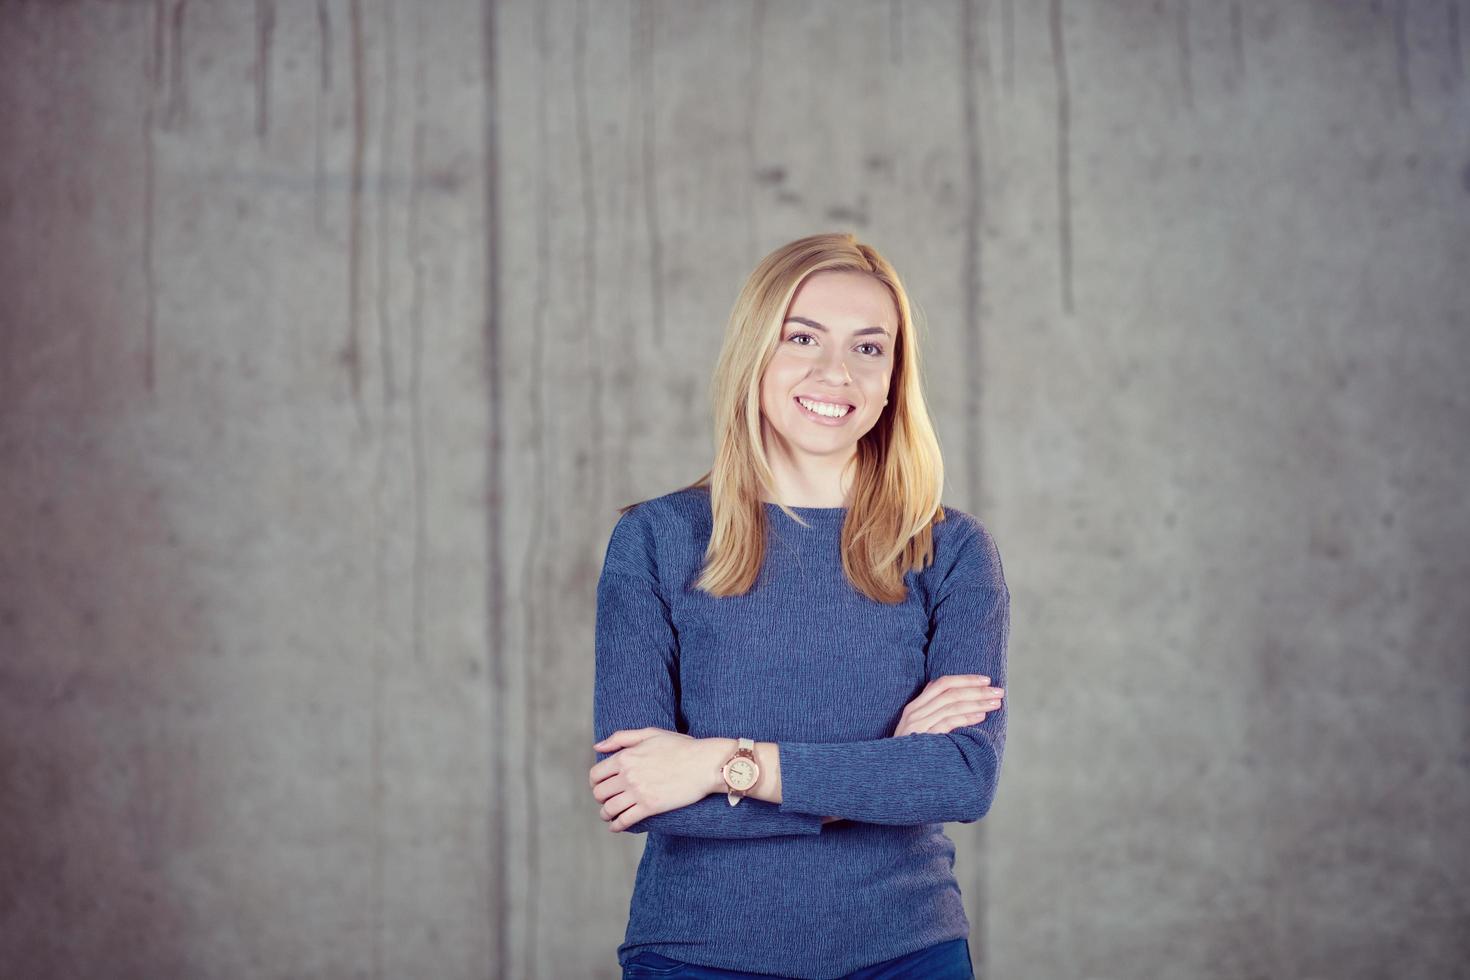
[763,276,895,443]
[590,232,1007,980]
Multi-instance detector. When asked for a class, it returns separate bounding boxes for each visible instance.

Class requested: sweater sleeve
[592,510,825,839]
[775,522,1011,826]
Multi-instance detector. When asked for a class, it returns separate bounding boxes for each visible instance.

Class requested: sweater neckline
[763,500,848,520]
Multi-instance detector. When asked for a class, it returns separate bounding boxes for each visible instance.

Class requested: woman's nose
[815,351,852,382]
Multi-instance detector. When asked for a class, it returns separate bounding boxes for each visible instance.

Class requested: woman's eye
[788,333,884,357]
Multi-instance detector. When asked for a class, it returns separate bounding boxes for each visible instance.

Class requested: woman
[588,232,1010,980]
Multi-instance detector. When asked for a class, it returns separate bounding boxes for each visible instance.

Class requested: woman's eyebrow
[784,316,891,339]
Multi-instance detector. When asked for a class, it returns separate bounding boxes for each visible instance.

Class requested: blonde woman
[589,232,1009,980]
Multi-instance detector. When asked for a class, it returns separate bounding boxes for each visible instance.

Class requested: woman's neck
[762,452,857,508]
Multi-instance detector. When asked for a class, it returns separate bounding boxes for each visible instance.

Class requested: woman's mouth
[794,395,854,425]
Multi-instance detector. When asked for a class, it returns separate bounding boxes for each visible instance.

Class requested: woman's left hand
[589,728,719,832]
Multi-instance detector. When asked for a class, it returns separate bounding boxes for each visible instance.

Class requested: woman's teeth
[797,396,851,418]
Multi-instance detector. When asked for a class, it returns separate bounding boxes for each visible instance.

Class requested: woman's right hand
[893,674,1004,737]
[819,677,1004,827]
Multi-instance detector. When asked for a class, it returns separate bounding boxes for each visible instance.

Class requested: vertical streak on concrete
[1229,1,1246,90]
[1049,0,1074,315]
[365,18,388,972]
[517,1,553,971]
[314,0,332,235]
[370,417,386,980]
[142,0,164,394]
[617,13,635,505]
[1451,0,1465,88]
[376,0,398,405]
[1395,0,1412,112]
[521,2,553,968]
[131,0,186,373]
[1002,0,1016,97]
[574,0,602,513]
[346,0,367,424]
[255,0,275,141]
[961,0,985,512]
[165,0,188,130]
[407,0,426,678]
[615,8,640,503]
[745,3,766,265]
[151,0,167,97]
[480,0,507,973]
[367,5,395,972]
[1177,0,1194,112]
[889,0,902,66]
[391,3,429,957]
[638,1,664,349]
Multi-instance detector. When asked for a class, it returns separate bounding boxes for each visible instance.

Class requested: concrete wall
[1,2,1466,978]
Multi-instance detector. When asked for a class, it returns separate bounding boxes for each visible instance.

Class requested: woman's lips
[793,395,854,425]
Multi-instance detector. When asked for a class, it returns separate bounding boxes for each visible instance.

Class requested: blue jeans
[621,938,974,979]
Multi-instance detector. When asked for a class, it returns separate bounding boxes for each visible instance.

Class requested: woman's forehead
[788,272,897,330]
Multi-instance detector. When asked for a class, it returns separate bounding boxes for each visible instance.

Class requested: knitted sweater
[592,486,1010,979]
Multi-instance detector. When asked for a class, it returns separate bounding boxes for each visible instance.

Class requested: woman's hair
[623,231,950,604]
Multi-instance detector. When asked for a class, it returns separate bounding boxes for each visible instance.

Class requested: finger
[931,675,997,694]
[590,743,636,786]
[916,710,988,735]
[956,698,1003,713]
[594,727,665,753]
[592,730,628,751]
[590,772,623,805]
[909,675,995,714]
[935,674,992,687]
[909,696,1002,730]
[589,754,621,787]
[610,801,645,833]
[931,695,1003,729]
[600,789,631,824]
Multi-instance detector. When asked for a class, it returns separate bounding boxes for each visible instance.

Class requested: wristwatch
[720,737,760,806]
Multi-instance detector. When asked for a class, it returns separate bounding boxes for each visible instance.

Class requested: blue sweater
[593,486,1010,979]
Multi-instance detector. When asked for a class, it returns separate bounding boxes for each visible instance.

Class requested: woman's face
[759,269,897,464]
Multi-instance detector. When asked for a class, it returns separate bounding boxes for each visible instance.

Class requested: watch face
[724,757,758,791]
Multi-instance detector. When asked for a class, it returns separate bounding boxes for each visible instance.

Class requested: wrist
[707,737,737,795]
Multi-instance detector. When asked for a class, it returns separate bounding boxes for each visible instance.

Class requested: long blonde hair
[623,231,950,604]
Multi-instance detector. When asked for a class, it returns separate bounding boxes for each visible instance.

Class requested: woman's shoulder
[613,485,711,533]
[924,503,1007,595]
[930,503,993,547]
[601,486,711,579]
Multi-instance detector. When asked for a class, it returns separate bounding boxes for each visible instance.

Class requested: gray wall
[2,2,1466,978]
